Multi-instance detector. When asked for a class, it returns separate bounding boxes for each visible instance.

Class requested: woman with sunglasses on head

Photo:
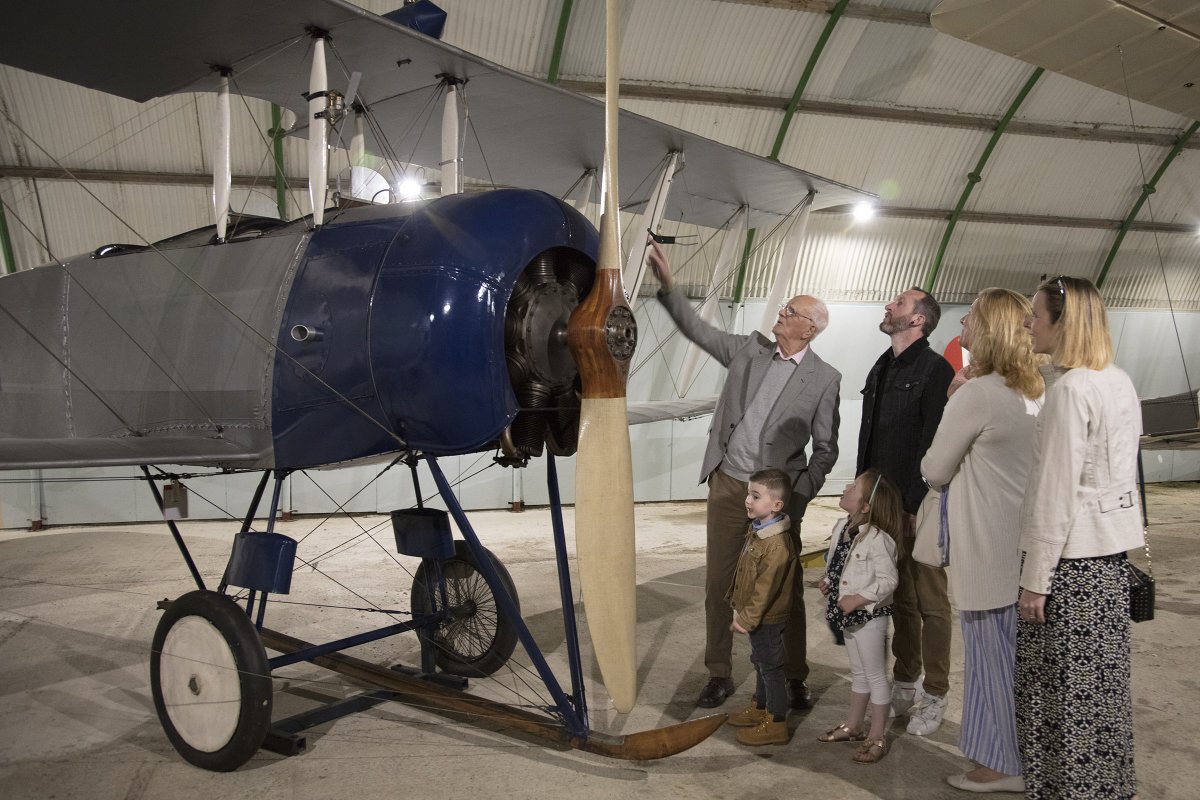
[1016,276,1143,799]
[921,288,1044,794]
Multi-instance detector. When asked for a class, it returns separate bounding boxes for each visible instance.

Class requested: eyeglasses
[778,303,816,325]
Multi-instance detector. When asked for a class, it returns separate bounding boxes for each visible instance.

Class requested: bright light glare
[398,177,422,200]
[853,202,876,222]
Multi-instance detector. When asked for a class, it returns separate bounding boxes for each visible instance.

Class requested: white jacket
[1020,364,1144,595]
[822,519,899,614]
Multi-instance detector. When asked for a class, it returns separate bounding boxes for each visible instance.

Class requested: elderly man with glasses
[647,239,841,712]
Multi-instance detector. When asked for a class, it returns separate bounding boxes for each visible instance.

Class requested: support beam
[546,0,575,84]
[1097,120,1200,288]
[3,163,1191,236]
[819,204,1198,235]
[0,165,307,188]
[717,0,930,27]
[556,80,1199,150]
[924,68,1043,293]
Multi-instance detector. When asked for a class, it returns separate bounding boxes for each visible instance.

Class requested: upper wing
[0,0,867,228]
[931,0,1200,120]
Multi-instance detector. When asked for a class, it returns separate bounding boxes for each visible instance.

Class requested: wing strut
[214,69,231,241]
[623,151,681,302]
[308,33,329,225]
[757,191,815,336]
[676,204,750,395]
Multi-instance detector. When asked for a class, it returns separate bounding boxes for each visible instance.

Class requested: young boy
[725,468,799,746]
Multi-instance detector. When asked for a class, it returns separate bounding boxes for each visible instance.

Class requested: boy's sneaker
[727,701,769,728]
[906,693,947,736]
[735,718,790,746]
[891,680,919,717]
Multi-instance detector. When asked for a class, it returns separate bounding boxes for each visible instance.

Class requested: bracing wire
[1116,45,1194,395]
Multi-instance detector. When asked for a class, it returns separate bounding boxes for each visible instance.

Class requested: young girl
[817,469,905,764]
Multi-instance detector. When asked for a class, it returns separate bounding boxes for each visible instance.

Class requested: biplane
[0,0,868,771]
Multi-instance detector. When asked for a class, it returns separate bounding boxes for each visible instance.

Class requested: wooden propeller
[565,0,638,714]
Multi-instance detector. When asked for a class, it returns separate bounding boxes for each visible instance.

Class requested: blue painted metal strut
[546,455,588,726]
[424,456,589,738]
[268,618,432,670]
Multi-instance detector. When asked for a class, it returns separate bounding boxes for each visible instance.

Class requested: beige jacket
[921,373,1042,610]
[1019,365,1144,595]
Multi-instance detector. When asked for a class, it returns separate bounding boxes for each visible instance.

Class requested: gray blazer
[659,288,841,518]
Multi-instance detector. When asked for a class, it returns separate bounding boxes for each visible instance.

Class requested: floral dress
[824,526,894,630]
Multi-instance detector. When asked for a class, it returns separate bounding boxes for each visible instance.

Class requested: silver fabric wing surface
[0,0,867,228]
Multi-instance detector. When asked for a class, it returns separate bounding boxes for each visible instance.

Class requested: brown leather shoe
[735,718,790,746]
[697,677,735,708]
[727,700,769,727]
[786,679,813,709]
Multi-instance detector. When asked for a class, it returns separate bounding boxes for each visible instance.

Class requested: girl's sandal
[852,737,890,764]
[817,723,867,743]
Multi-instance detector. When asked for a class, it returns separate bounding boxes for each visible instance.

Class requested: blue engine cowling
[271,189,597,469]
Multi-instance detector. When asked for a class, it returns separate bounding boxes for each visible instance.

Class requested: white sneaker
[891,681,918,717]
[906,693,946,736]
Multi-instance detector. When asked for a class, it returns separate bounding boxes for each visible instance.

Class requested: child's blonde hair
[855,469,906,548]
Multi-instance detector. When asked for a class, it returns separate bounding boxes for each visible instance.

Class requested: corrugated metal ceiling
[1,0,1198,309]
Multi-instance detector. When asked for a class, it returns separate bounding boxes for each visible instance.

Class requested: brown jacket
[727,514,797,630]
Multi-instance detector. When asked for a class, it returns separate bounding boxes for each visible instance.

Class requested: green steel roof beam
[769,0,850,160]
[923,67,1043,293]
[1097,119,1199,289]
[547,0,575,85]
[735,0,848,302]
[0,198,15,274]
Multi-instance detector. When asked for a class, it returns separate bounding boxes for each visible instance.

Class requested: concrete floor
[0,482,1196,799]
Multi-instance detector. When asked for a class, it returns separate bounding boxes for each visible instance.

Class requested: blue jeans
[750,621,787,718]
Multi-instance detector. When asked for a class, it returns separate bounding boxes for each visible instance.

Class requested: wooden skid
[259,628,724,760]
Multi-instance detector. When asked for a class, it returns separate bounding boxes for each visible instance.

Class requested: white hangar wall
[1,298,1195,529]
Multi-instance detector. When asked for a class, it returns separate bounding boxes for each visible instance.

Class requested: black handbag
[1126,560,1154,623]
[1128,454,1155,623]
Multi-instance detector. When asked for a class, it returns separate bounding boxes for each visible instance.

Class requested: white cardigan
[821,519,899,614]
[1019,365,1144,595]
[921,373,1042,610]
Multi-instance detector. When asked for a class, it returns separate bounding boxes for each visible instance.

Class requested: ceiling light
[852,201,876,222]
[397,177,422,200]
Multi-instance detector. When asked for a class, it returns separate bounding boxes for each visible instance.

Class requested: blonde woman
[1017,276,1142,799]
[921,288,1043,793]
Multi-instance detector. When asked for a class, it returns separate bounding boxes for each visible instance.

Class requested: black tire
[411,540,520,677]
[149,590,272,772]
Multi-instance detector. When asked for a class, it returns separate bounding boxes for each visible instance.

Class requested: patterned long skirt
[1015,555,1136,799]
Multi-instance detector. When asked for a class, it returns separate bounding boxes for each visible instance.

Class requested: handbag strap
[1136,448,1153,577]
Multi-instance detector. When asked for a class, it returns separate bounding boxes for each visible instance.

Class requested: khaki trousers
[891,528,952,697]
[704,469,809,681]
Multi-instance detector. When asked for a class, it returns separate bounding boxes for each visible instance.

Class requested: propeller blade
[566,0,638,714]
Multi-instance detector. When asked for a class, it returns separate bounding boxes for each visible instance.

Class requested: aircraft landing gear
[150,590,272,772]
[411,540,519,677]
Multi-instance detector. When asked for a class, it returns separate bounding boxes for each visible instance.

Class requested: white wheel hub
[158,615,243,752]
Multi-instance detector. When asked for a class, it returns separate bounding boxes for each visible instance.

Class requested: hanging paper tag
[162,481,189,521]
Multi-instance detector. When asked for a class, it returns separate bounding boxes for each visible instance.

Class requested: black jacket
[856,337,953,514]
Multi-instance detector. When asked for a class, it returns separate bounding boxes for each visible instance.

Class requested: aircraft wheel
[411,541,520,677]
[150,590,272,772]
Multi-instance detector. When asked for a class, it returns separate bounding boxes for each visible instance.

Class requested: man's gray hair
[807,297,830,335]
